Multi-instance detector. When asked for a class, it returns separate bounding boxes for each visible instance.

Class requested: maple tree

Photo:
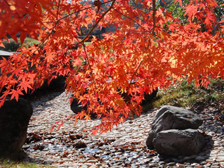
[0,0,224,133]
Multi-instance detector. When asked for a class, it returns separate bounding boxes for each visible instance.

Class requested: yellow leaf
[10,6,16,11]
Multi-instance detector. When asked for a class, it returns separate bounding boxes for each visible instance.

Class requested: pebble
[167,162,175,166]
[195,155,206,161]
[23,91,224,167]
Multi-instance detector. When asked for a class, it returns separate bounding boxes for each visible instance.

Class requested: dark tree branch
[152,0,156,34]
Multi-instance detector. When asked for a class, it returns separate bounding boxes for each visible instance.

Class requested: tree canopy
[0,0,224,133]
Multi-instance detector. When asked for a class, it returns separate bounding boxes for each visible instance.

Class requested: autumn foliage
[0,0,224,133]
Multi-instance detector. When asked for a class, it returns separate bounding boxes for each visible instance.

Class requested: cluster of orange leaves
[0,0,224,133]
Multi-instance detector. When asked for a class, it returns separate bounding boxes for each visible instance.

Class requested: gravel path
[23,91,224,167]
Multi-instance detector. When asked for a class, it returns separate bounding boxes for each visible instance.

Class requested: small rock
[167,162,175,166]
[195,155,206,161]
[73,141,87,149]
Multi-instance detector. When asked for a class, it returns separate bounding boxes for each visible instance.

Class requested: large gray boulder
[0,98,33,156]
[152,105,203,133]
[154,129,206,156]
[146,105,205,156]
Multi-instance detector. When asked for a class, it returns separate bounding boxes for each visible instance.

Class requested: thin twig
[76,0,116,46]
[113,8,149,32]
[57,6,93,22]
[127,59,143,91]
[3,0,10,7]
[57,0,113,23]
[83,44,97,90]
[56,0,61,20]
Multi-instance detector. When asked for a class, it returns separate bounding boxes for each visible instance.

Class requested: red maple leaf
[10,89,24,101]
[18,80,33,93]
[185,5,198,20]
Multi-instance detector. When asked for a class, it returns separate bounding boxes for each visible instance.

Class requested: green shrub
[149,78,224,114]
[0,39,20,51]
[0,38,40,51]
